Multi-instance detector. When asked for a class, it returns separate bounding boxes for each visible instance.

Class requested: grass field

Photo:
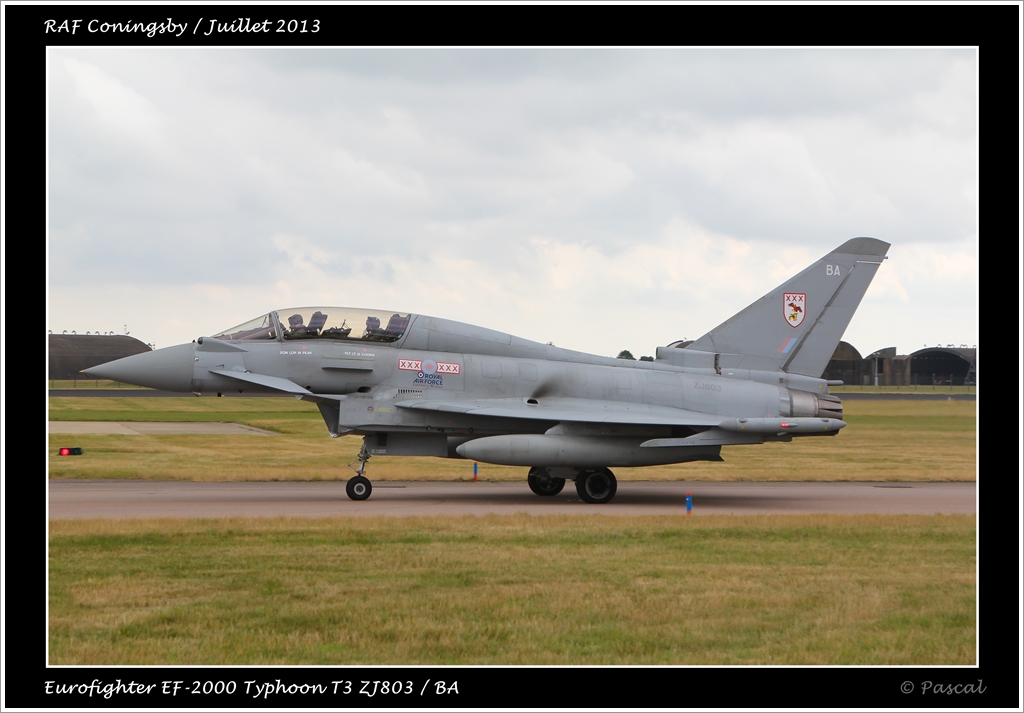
[48,513,975,665]
[47,395,977,666]
[49,379,147,390]
[48,397,976,482]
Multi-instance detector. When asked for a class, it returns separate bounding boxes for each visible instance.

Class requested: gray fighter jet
[84,238,889,503]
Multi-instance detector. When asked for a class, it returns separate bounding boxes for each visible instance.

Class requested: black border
[13,1,1016,709]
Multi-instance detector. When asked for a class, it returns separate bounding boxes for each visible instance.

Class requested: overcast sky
[47,48,977,358]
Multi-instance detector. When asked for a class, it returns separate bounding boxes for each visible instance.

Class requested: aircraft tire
[346,475,372,501]
[575,468,617,504]
[527,467,565,496]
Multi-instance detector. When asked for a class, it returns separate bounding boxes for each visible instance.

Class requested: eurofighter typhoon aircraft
[85,238,889,503]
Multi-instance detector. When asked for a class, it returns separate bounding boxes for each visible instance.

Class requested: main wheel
[346,475,372,501]
[527,467,565,496]
[574,468,617,504]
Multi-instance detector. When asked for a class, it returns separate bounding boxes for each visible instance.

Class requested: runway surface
[49,480,976,519]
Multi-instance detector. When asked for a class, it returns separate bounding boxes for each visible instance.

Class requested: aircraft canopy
[213,308,413,343]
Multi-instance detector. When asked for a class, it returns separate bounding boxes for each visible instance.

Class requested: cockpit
[212,308,413,343]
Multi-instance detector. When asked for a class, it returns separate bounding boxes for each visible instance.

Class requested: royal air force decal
[398,359,461,374]
[399,358,461,388]
[784,293,806,328]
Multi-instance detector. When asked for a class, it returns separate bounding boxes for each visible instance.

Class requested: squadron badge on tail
[784,292,806,327]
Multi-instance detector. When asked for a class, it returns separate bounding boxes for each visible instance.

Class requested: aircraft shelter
[48,334,152,381]
[820,343,976,387]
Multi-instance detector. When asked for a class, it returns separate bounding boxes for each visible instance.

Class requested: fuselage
[88,309,841,458]
[201,337,789,432]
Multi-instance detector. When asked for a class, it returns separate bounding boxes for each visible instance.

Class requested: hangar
[822,343,976,387]
[665,340,975,388]
[903,346,976,386]
[48,334,152,381]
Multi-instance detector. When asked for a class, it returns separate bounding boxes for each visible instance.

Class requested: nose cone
[83,342,195,391]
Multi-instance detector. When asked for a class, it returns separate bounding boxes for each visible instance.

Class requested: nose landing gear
[346,440,373,501]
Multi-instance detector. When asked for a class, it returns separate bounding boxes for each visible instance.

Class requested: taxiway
[49,480,975,519]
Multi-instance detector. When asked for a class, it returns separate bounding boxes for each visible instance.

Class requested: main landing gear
[574,468,617,504]
[346,441,373,501]
[526,466,618,504]
[527,467,565,496]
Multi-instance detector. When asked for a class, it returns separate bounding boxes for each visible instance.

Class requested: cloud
[47,48,977,355]
[60,56,163,143]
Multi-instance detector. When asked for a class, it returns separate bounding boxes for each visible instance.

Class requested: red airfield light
[58,447,83,456]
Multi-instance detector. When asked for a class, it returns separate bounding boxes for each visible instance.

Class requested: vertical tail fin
[686,237,890,377]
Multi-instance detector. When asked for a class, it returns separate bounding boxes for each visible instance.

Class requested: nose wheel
[346,439,374,501]
[346,475,372,501]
